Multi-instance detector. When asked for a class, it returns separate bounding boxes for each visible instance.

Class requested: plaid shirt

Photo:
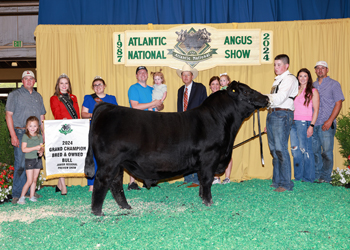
[313,76,344,126]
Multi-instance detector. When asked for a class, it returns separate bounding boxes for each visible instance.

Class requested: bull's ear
[227,80,239,93]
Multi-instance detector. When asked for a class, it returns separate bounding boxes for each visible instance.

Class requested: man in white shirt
[266,54,298,192]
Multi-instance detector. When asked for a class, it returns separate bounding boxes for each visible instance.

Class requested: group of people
[5,71,120,203]
[267,54,345,192]
[5,56,345,204]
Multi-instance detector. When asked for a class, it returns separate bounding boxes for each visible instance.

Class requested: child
[212,73,233,185]
[220,73,231,90]
[17,116,44,204]
[149,69,167,111]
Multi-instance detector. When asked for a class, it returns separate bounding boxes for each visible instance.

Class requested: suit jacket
[177,81,207,112]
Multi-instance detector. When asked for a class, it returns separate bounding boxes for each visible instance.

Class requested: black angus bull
[85,81,269,216]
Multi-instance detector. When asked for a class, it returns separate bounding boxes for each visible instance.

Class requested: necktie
[183,87,188,111]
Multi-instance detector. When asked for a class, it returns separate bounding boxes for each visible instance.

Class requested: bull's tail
[84,111,97,178]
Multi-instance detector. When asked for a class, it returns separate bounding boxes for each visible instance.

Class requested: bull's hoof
[202,199,213,207]
[92,210,105,216]
[119,204,132,210]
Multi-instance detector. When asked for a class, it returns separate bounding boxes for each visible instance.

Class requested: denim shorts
[25,158,43,170]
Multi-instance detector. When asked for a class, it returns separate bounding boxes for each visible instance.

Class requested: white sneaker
[29,196,38,202]
[212,177,221,185]
[222,177,231,184]
[17,196,26,204]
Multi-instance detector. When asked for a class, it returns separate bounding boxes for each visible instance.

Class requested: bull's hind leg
[91,175,110,216]
[110,166,131,210]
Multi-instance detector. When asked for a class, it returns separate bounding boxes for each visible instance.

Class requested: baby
[149,70,167,111]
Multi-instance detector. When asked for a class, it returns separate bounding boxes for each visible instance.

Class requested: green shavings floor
[1,179,349,249]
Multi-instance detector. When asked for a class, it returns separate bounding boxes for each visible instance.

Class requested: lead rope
[257,109,265,166]
[232,109,265,166]
[253,110,256,136]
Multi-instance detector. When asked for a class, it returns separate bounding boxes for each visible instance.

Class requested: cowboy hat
[176,64,198,79]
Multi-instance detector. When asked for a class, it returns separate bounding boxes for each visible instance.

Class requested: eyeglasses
[93,83,104,87]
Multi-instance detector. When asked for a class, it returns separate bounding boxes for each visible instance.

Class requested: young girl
[17,116,44,204]
[220,73,231,90]
[149,70,167,111]
[212,73,233,184]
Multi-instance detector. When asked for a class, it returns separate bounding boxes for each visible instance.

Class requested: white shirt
[267,70,298,110]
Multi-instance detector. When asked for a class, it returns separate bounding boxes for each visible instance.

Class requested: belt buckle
[268,108,273,114]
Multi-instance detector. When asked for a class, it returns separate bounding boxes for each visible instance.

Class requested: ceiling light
[11,62,18,67]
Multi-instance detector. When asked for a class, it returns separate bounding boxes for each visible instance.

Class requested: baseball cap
[314,61,328,68]
[136,66,148,74]
[22,70,35,79]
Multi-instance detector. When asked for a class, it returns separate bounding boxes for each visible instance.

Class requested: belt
[268,108,292,114]
[15,127,26,130]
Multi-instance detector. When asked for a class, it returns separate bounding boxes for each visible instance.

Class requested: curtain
[35,19,350,186]
[38,0,350,25]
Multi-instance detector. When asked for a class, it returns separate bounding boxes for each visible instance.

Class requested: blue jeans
[184,173,199,184]
[266,110,294,190]
[312,124,336,182]
[12,129,28,198]
[290,120,315,182]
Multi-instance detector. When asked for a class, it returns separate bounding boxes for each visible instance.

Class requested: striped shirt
[313,76,344,126]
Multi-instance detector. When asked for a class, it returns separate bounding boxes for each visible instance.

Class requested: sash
[91,93,103,103]
[271,74,297,100]
[59,95,78,119]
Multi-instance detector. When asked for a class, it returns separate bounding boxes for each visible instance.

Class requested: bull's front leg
[201,185,213,206]
[198,172,214,206]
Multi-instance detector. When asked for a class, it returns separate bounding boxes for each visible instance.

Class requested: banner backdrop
[113,24,273,70]
[44,119,89,180]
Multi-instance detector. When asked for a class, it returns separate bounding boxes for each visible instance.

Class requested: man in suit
[176,64,207,188]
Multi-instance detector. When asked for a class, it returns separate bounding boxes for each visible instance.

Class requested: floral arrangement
[335,109,350,167]
[0,162,14,202]
[331,156,350,187]
[0,162,45,202]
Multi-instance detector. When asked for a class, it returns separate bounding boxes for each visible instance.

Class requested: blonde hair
[220,74,231,83]
[151,69,166,85]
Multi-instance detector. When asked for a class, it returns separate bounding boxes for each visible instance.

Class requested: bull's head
[227,81,269,109]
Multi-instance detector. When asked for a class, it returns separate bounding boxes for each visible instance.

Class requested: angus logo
[168,27,217,68]
[59,124,73,135]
